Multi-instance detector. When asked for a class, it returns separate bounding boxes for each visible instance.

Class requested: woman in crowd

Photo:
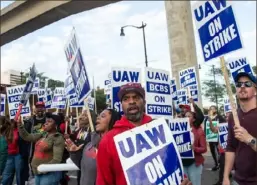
[182,98,207,185]
[66,108,121,185]
[1,116,29,185]
[0,116,8,184]
[204,105,226,171]
[17,112,65,185]
[65,109,96,185]
[209,110,232,185]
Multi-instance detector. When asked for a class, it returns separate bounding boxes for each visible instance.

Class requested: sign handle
[65,98,70,134]
[84,98,95,132]
[14,104,23,121]
[220,56,240,126]
[187,87,195,112]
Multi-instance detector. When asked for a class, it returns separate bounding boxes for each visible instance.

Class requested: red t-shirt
[59,122,71,135]
[7,128,19,155]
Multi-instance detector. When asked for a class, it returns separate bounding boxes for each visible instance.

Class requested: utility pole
[212,65,218,109]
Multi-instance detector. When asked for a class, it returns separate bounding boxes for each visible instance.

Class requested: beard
[124,104,144,122]
[238,90,251,101]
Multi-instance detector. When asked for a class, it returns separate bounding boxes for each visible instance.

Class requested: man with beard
[24,101,46,185]
[96,83,192,185]
[223,72,257,185]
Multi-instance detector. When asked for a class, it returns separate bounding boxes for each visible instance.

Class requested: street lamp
[20,71,24,84]
[120,21,148,67]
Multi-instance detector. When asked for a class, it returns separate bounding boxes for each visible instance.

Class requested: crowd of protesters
[0,72,256,185]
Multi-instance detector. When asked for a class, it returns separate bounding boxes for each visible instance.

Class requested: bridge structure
[0,0,203,108]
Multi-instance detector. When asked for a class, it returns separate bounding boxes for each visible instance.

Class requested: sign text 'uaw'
[227,57,254,83]
[6,85,31,119]
[111,67,141,113]
[114,118,183,185]
[179,67,197,89]
[192,0,242,62]
[218,123,228,149]
[168,118,194,158]
[65,29,91,103]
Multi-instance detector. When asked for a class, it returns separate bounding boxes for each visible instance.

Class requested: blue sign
[114,118,184,185]
[192,0,242,62]
[51,88,66,109]
[21,64,37,105]
[177,90,187,105]
[227,57,253,83]
[37,88,52,109]
[145,68,173,118]
[111,68,141,113]
[0,94,6,116]
[69,93,84,108]
[179,67,197,89]
[64,76,76,97]
[218,123,228,149]
[223,98,231,113]
[189,85,198,102]
[6,85,31,119]
[65,29,91,103]
[170,79,178,101]
[167,118,194,158]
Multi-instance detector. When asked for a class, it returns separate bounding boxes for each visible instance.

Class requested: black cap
[45,112,61,126]
[235,72,256,84]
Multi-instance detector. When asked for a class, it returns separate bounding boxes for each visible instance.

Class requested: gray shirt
[70,132,101,185]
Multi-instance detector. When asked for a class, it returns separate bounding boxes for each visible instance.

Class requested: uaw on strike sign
[192,0,242,62]
[64,28,91,103]
[114,118,183,185]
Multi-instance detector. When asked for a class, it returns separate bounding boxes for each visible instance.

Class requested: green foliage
[252,66,256,75]
[22,72,64,90]
[91,88,107,114]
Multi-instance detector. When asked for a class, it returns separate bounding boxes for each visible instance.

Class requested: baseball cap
[45,112,61,125]
[179,104,191,111]
[35,101,45,108]
[118,83,145,101]
[235,72,256,84]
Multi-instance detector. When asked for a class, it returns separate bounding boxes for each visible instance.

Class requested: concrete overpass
[0,0,121,46]
[0,0,202,107]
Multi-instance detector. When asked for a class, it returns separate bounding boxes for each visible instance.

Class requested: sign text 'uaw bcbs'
[114,118,183,185]
[145,68,173,117]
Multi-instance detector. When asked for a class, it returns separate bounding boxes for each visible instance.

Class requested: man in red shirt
[96,82,192,185]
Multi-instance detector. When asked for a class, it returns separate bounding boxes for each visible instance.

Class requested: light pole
[120,21,148,67]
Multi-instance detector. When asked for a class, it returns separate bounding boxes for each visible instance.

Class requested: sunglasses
[235,81,254,88]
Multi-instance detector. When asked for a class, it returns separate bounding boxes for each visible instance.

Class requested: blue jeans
[183,163,203,185]
[2,154,24,185]
[35,172,62,185]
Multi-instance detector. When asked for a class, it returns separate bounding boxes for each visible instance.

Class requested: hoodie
[96,114,152,185]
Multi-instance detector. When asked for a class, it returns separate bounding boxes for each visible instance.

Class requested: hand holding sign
[234,125,252,144]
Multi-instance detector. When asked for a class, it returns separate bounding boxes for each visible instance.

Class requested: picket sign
[220,57,240,126]
[187,86,194,112]
[84,97,95,132]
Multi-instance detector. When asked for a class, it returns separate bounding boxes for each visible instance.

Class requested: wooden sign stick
[220,56,240,126]
[65,98,70,134]
[84,98,95,132]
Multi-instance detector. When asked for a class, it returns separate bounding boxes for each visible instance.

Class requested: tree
[202,66,236,109]
[22,71,64,90]
[91,88,107,114]
[252,66,256,75]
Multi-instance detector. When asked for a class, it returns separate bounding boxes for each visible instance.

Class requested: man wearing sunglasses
[223,72,257,185]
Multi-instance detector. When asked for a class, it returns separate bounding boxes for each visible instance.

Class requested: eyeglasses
[235,81,254,88]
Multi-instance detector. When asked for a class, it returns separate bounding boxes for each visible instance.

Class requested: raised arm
[18,124,42,142]
[46,136,65,164]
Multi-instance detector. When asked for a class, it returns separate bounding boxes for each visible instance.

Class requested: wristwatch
[247,137,257,146]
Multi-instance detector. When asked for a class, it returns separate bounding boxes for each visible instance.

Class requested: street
[67,152,221,185]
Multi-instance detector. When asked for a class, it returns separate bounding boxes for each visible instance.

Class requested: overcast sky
[1,1,256,107]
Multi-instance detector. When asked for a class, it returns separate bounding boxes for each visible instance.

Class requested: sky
[1,1,256,107]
